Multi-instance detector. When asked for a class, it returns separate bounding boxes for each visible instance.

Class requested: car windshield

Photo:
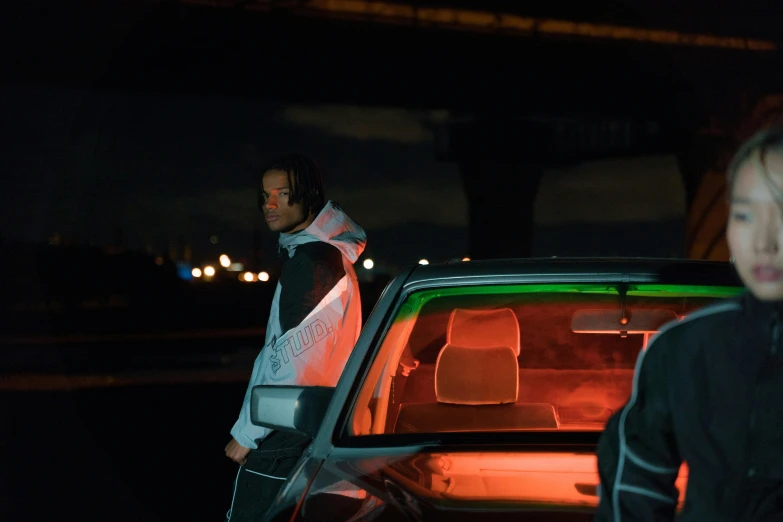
[347,283,742,437]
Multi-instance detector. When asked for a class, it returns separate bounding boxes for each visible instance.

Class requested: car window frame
[331,275,744,447]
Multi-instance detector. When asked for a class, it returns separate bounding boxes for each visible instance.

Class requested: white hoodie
[231,201,366,448]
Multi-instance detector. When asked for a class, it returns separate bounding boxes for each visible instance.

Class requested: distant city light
[177,262,193,280]
[192,268,203,278]
[418,259,429,265]
[204,266,216,277]
[228,262,244,272]
[242,272,255,282]
[210,235,219,244]
[462,257,471,262]
[258,271,270,282]
[219,254,231,268]
[363,258,374,270]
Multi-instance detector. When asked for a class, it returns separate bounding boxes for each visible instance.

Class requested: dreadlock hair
[258,153,326,216]
[727,126,783,199]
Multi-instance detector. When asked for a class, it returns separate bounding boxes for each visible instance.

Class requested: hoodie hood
[278,200,366,263]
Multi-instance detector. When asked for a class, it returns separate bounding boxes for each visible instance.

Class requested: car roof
[403,257,742,288]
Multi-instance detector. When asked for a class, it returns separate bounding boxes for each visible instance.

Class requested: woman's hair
[727,126,783,196]
[258,153,326,216]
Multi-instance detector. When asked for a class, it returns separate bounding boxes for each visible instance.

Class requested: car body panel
[257,259,742,521]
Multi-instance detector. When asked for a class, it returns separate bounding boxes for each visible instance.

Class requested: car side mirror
[250,385,335,439]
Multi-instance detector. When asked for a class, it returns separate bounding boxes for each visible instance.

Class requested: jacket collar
[741,291,783,322]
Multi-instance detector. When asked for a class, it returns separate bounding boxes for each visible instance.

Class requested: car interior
[350,287,725,436]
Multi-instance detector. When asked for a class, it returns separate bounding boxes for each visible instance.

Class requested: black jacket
[595,292,783,521]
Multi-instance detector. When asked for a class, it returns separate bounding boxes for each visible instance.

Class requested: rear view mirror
[251,385,335,438]
[571,309,678,334]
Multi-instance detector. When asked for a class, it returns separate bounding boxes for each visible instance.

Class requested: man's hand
[225,438,251,465]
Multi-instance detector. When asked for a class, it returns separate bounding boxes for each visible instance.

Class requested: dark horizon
[1,86,691,272]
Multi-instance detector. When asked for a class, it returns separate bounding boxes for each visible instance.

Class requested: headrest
[447,308,521,355]
[435,344,518,405]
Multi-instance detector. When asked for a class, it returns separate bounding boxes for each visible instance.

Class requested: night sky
[1,86,687,273]
[3,0,782,280]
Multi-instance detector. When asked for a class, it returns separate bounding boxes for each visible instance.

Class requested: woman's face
[727,150,783,301]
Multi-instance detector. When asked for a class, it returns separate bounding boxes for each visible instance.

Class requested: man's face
[260,169,309,233]
[727,151,783,301]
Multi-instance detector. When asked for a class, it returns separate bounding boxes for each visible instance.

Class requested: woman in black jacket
[595,126,783,522]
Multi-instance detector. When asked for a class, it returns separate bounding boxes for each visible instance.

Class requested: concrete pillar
[459,159,542,260]
[436,116,546,260]
[682,94,783,260]
[677,133,733,260]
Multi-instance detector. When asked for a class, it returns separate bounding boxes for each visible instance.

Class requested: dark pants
[226,431,311,522]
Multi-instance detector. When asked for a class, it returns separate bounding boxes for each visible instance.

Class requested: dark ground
[1,378,250,522]
[0,277,390,522]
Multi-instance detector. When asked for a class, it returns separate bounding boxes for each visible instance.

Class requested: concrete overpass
[4,0,782,259]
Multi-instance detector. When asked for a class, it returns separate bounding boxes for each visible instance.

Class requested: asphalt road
[1,356,257,522]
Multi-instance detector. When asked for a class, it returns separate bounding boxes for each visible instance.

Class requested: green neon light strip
[625,285,743,297]
[399,284,744,321]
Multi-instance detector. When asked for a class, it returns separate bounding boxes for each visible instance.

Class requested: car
[250,258,744,521]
